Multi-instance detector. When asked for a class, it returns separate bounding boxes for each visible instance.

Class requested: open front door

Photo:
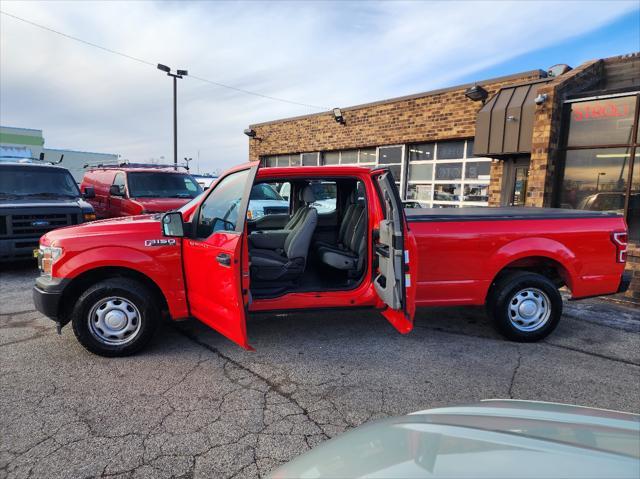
[182,164,258,349]
[372,170,417,334]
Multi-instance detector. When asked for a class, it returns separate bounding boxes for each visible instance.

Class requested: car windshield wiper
[171,193,193,198]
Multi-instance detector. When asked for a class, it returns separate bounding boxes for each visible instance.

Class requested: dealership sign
[572,101,632,122]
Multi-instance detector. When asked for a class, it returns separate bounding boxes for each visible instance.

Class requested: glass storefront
[262,140,492,208]
[560,94,639,241]
[406,140,491,207]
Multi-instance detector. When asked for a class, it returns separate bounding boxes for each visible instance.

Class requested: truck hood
[131,197,194,213]
[41,214,164,248]
[248,199,289,211]
[0,197,93,210]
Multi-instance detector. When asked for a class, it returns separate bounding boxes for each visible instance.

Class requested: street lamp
[157,63,188,170]
[596,172,606,191]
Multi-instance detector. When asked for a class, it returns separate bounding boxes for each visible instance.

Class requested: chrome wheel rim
[88,296,142,346]
[508,287,551,332]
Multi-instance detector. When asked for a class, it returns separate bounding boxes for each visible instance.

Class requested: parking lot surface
[2,262,639,478]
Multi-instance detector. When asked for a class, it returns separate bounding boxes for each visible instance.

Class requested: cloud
[0,0,637,172]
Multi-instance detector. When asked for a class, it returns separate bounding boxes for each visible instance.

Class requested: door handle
[216,253,232,267]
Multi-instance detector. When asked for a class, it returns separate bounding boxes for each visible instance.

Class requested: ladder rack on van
[83,161,190,171]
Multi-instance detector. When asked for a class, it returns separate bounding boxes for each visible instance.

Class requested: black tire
[487,271,562,342]
[71,278,159,357]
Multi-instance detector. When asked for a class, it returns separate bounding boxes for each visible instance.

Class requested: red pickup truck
[33,162,631,357]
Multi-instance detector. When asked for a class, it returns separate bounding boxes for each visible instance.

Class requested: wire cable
[0,9,329,111]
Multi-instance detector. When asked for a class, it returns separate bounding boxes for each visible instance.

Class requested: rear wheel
[71,278,159,357]
[487,271,562,342]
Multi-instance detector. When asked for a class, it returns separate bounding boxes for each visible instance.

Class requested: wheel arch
[484,237,580,303]
[58,266,169,325]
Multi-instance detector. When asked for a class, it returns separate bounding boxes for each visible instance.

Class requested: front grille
[10,213,72,236]
[263,207,289,215]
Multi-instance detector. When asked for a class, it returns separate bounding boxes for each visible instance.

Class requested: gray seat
[318,205,366,274]
[314,191,359,251]
[250,186,318,281]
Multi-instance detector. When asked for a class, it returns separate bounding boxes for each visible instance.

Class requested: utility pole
[157,64,188,170]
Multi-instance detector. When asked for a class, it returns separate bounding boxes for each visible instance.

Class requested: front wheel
[487,271,562,342]
[71,278,159,357]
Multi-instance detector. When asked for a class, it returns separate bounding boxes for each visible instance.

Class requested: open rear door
[182,163,258,349]
[372,170,417,334]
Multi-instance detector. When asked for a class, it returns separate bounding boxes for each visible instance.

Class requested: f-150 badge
[145,239,176,247]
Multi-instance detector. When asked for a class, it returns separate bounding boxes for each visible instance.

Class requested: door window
[197,169,250,237]
[511,166,529,206]
[309,181,337,214]
[112,173,126,195]
[247,182,290,220]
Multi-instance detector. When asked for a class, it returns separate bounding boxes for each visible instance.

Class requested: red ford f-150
[33,162,631,357]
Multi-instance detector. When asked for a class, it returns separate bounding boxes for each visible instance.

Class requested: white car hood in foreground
[270,400,640,479]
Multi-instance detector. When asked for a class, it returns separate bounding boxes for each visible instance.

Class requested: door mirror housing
[83,186,95,199]
[109,184,124,197]
[162,211,185,237]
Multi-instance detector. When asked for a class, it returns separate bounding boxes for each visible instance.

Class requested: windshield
[0,166,80,199]
[250,183,284,201]
[127,172,203,198]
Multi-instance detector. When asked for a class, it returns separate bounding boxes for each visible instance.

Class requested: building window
[406,139,491,207]
[341,150,358,164]
[436,140,465,160]
[323,151,340,165]
[560,94,639,241]
[378,145,403,188]
[321,150,361,165]
[567,96,637,147]
[301,152,319,166]
[359,148,377,164]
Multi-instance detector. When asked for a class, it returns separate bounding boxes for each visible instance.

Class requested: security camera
[243,128,257,137]
[534,93,548,105]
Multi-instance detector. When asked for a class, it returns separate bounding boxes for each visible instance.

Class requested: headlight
[247,209,264,220]
[39,246,63,277]
[83,212,97,222]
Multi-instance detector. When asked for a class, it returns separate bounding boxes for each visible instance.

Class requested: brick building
[247,53,640,302]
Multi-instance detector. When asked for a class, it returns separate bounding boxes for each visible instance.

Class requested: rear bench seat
[317,205,366,274]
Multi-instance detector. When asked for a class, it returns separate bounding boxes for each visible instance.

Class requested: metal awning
[473,79,550,157]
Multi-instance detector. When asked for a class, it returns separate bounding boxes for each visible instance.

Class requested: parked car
[191,174,218,190]
[79,163,203,218]
[270,400,640,479]
[33,163,629,356]
[0,161,95,261]
[247,183,289,220]
[279,181,336,214]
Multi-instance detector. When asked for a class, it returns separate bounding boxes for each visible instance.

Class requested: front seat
[250,186,318,281]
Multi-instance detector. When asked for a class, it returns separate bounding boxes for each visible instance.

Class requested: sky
[1,1,639,173]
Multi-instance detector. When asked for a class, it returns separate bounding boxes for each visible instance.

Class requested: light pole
[596,172,606,192]
[157,64,188,170]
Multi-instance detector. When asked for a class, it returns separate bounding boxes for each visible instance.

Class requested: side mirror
[83,186,95,199]
[162,211,185,237]
[109,185,124,196]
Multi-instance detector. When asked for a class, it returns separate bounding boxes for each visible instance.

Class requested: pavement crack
[172,325,330,441]
[542,341,640,367]
[508,348,522,399]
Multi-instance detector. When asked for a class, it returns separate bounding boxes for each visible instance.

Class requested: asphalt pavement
[1,262,639,478]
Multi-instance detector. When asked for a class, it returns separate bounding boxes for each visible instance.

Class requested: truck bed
[404,206,627,307]
[405,207,621,222]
